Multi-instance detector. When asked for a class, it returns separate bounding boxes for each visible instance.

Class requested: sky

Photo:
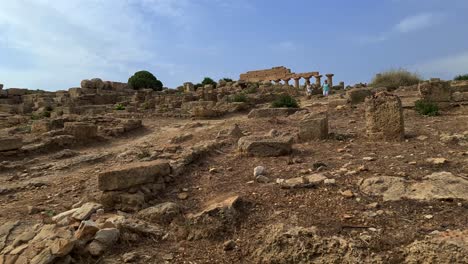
[1,0,468,91]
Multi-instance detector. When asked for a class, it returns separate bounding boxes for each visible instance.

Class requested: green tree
[454,74,468,81]
[201,77,217,88]
[128,70,163,91]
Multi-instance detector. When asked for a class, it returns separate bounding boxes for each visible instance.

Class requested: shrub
[454,74,468,81]
[42,111,51,118]
[230,93,248,103]
[128,70,163,91]
[194,83,203,90]
[271,94,299,108]
[201,77,217,88]
[370,69,421,90]
[114,103,126,111]
[142,101,151,110]
[222,78,233,82]
[415,100,439,116]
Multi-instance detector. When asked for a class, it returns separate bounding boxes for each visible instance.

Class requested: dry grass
[370,69,422,90]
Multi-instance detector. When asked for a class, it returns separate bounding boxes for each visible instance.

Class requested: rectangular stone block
[238,136,293,157]
[6,88,28,96]
[452,92,468,102]
[64,122,97,140]
[365,92,404,141]
[298,116,328,141]
[0,136,23,152]
[419,81,452,102]
[98,161,171,191]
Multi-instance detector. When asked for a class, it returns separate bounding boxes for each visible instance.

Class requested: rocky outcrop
[404,229,468,263]
[360,171,468,201]
[250,224,376,263]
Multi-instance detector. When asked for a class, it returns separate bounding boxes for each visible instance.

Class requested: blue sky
[1,0,468,91]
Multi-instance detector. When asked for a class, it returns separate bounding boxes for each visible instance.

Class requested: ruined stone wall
[240,66,293,82]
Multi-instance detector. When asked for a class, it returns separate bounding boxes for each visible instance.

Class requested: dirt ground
[1,95,467,263]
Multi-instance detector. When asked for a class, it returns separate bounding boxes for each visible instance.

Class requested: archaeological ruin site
[0,65,467,264]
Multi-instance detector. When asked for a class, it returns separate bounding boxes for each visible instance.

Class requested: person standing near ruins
[323,80,330,96]
[306,84,313,98]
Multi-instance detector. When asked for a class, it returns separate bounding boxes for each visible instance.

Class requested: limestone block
[98,161,170,191]
[365,92,404,141]
[63,122,97,140]
[0,136,23,152]
[452,92,468,102]
[298,115,328,141]
[6,88,28,96]
[238,136,293,157]
[419,80,452,102]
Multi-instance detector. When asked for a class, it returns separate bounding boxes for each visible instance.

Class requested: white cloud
[0,0,192,90]
[395,13,440,33]
[413,51,468,78]
[357,12,443,44]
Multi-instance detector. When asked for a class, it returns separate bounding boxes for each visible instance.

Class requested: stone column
[365,92,404,141]
[315,75,322,87]
[293,78,301,89]
[283,78,291,86]
[326,74,334,88]
[304,77,311,86]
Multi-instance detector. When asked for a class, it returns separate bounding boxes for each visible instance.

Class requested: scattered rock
[72,202,103,221]
[123,252,139,262]
[223,240,236,251]
[324,179,336,185]
[178,192,189,200]
[256,175,271,183]
[280,174,327,189]
[137,202,182,225]
[253,166,266,177]
[340,190,354,198]
[426,157,448,165]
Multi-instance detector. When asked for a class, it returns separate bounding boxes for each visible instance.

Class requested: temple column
[326,74,334,88]
[304,77,311,86]
[283,78,291,86]
[293,78,300,89]
[315,75,323,87]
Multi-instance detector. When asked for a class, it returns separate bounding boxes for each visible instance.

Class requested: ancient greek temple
[239,66,334,89]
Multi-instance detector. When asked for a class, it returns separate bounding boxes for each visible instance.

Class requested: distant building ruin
[239,66,334,89]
